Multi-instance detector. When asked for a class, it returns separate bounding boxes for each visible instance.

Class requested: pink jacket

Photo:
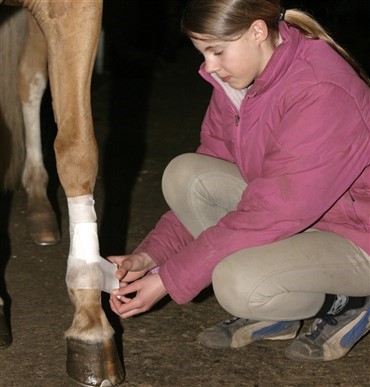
[135,22,370,304]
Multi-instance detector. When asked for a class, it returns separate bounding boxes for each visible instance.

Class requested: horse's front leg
[26,1,124,385]
[18,13,60,245]
[65,197,124,386]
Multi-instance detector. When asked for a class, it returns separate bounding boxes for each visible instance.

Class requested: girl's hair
[181,0,370,86]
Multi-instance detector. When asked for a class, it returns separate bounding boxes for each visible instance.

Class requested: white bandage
[66,194,119,292]
[67,194,100,263]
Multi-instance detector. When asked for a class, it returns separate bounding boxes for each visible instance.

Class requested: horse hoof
[66,337,125,386]
[27,212,60,245]
[0,305,12,349]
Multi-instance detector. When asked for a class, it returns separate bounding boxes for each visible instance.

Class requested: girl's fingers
[110,272,165,319]
[107,255,125,264]
[115,308,143,319]
[110,293,129,312]
[113,260,134,280]
[116,297,144,317]
[111,282,145,316]
[110,297,137,319]
[114,281,138,296]
[116,294,132,303]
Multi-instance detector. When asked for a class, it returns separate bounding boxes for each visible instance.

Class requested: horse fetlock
[22,164,48,195]
[66,288,114,340]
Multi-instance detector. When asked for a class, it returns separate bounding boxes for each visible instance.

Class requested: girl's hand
[109,273,167,318]
[107,252,156,283]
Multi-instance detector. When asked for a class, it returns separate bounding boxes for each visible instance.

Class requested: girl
[109,0,370,362]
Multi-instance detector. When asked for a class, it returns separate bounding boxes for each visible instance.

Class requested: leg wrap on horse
[66,194,118,292]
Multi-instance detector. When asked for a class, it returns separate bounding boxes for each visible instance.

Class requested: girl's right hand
[107,252,156,283]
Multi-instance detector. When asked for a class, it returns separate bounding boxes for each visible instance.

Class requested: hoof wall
[27,211,60,246]
[67,337,125,386]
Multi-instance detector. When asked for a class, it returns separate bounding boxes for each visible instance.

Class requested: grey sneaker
[285,297,370,362]
[197,317,301,349]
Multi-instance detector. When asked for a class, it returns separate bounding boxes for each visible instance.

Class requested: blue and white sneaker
[197,317,301,349]
[285,297,370,361]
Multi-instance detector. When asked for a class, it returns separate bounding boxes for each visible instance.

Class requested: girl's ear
[250,19,269,44]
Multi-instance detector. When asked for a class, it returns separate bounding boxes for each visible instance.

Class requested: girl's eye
[214,51,223,56]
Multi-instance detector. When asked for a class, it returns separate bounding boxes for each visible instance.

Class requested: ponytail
[285,9,370,86]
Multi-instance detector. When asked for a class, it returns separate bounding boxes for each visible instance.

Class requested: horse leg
[0,7,26,349]
[25,1,124,385]
[18,13,60,245]
[0,194,12,348]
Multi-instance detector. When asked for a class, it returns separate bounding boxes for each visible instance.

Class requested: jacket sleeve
[158,82,370,304]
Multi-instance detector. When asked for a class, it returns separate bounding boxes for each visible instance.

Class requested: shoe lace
[306,315,338,340]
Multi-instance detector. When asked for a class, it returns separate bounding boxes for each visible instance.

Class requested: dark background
[102,0,370,79]
[99,0,370,255]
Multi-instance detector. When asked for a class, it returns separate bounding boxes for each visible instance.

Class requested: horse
[0,1,125,386]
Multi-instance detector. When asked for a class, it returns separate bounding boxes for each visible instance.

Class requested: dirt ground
[1,27,369,387]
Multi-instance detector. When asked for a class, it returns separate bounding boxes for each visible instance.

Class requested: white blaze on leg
[21,71,48,194]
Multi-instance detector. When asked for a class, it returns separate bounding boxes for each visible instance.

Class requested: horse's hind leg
[18,13,60,245]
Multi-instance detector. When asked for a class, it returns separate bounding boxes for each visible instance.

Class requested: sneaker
[285,297,370,362]
[197,317,301,349]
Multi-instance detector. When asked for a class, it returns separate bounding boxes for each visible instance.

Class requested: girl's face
[191,22,274,89]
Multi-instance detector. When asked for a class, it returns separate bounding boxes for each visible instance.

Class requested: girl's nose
[204,58,220,74]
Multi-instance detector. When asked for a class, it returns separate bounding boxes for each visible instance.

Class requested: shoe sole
[231,321,301,348]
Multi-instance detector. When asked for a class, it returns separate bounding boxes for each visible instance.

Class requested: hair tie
[279,8,286,21]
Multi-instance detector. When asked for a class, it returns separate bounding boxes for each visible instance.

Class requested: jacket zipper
[235,114,240,127]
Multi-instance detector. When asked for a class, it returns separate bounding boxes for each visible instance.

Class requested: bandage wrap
[66,194,103,289]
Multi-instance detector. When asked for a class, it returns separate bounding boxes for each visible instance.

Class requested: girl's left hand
[109,273,167,318]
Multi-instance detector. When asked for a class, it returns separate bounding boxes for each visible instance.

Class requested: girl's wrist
[137,252,157,270]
